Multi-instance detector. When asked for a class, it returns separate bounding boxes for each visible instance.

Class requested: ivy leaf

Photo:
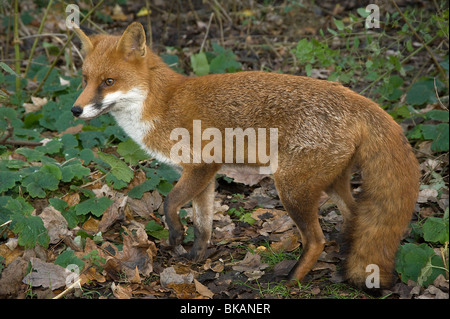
[98,152,133,183]
[75,197,113,217]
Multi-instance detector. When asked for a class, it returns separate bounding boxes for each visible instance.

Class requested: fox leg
[164,164,220,248]
[326,164,355,223]
[187,179,215,261]
[273,170,326,284]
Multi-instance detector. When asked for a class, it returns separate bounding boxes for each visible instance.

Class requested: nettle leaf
[61,160,90,182]
[98,152,133,183]
[54,250,85,270]
[7,197,49,249]
[128,176,161,199]
[75,197,113,217]
[15,147,45,161]
[145,220,169,240]
[420,123,449,152]
[0,171,21,192]
[423,216,449,244]
[117,138,148,165]
[22,164,62,198]
[395,243,445,287]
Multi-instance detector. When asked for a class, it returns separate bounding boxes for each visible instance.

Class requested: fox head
[72,22,154,120]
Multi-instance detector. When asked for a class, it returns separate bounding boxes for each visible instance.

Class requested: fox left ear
[117,22,146,58]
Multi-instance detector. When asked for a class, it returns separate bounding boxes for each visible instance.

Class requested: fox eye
[104,78,115,86]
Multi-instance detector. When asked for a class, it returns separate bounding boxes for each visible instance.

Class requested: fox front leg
[163,164,220,254]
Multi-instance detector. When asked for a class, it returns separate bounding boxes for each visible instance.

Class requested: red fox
[72,22,419,289]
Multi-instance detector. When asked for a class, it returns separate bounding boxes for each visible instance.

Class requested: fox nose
[71,106,83,117]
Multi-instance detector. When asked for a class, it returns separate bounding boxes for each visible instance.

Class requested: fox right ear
[73,26,93,55]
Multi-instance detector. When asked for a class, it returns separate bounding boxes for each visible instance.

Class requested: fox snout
[71,106,83,117]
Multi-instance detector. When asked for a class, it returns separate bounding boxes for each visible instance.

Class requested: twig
[0,117,43,146]
[390,0,448,88]
[52,278,81,299]
[200,12,214,53]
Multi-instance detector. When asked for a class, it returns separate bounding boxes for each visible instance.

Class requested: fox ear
[116,22,146,58]
[73,25,93,55]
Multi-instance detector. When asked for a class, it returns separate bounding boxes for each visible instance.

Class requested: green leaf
[0,62,20,77]
[406,82,435,106]
[334,18,345,31]
[117,139,148,165]
[423,217,449,244]
[421,123,449,152]
[424,110,449,122]
[157,180,174,196]
[128,176,161,199]
[61,160,90,182]
[145,220,169,240]
[15,147,45,161]
[75,197,113,217]
[395,243,445,287]
[191,52,210,76]
[0,171,21,192]
[22,165,62,198]
[8,198,49,249]
[98,152,133,183]
[54,250,85,270]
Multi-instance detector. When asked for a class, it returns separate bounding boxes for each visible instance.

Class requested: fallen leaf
[98,192,128,232]
[23,96,47,113]
[127,191,162,219]
[111,282,132,299]
[160,266,194,288]
[0,257,29,297]
[219,166,270,186]
[232,251,269,280]
[22,257,68,289]
[194,279,214,299]
[80,266,106,285]
[39,206,71,244]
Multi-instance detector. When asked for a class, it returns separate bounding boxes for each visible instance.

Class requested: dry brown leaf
[98,192,128,232]
[22,257,68,289]
[194,279,214,299]
[111,282,132,299]
[127,191,163,219]
[219,166,270,186]
[80,266,106,285]
[0,242,23,265]
[23,96,47,113]
[39,206,71,244]
[62,192,80,206]
[160,266,194,288]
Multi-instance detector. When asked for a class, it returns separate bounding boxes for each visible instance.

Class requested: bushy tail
[344,112,420,289]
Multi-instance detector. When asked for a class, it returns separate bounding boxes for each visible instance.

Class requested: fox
[71,22,420,289]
